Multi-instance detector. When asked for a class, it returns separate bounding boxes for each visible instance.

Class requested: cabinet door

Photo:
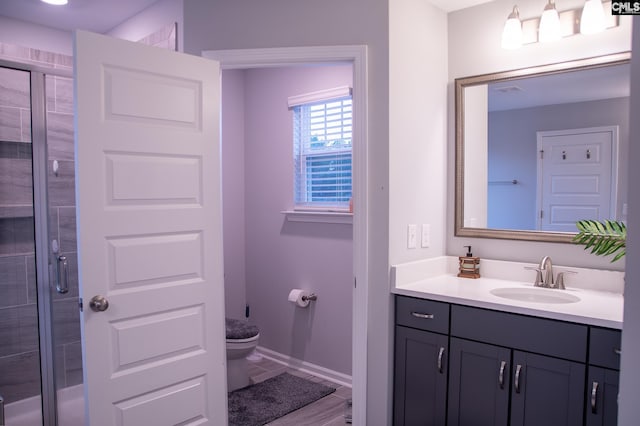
[447,338,510,426]
[394,326,448,426]
[510,351,585,426]
[585,366,619,426]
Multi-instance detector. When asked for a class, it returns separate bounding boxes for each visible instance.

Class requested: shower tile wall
[0,43,79,404]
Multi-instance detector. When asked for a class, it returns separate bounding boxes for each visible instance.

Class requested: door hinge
[78,297,83,312]
[540,210,544,219]
[354,277,357,288]
[540,149,544,159]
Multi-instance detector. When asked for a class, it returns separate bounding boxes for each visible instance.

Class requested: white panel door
[536,126,618,232]
[74,30,227,426]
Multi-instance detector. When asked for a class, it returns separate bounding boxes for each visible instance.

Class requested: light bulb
[581,0,606,34]
[501,6,523,50]
[539,0,562,42]
[41,0,68,5]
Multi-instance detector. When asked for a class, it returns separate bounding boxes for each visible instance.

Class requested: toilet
[225,318,260,392]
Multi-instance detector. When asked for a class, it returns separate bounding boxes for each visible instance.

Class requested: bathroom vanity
[391,257,623,426]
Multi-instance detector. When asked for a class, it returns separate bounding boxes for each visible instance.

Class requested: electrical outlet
[421,224,430,248]
[407,224,417,249]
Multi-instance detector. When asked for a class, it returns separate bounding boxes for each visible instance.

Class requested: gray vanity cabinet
[509,351,585,426]
[585,327,621,426]
[394,297,450,426]
[586,367,619,426]
[450,304,587,426]
[394,295,621,426]
[394,326,448,425]
[448,334,585,426]
[447,337,510,426]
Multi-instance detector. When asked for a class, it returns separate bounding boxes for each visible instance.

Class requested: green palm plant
[573,219,627,262]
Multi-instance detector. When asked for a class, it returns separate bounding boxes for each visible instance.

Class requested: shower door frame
[0,58,73,426]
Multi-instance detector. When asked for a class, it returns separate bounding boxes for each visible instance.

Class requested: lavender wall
[488,97,630,230]
[221,69,247,320]
[221,64,354,375]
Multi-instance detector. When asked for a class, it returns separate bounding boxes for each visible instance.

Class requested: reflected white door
[74,30,227,425]
[537,126,618,232]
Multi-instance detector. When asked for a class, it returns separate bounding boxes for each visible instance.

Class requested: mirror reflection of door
[536,126,618,232]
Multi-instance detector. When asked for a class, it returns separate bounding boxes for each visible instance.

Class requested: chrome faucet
[539,256,554,288]
[526,256,575,289]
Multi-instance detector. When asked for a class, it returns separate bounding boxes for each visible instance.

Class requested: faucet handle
[525,266,544,287]
[554,271,577,290]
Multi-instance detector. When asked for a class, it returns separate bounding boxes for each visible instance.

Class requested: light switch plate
[407,224,417,249]
[421,224,430,248]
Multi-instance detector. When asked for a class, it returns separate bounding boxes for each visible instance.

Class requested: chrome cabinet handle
[411,312,434,319]
[89,295,109,312]
[499,361,507,389]
[56,255,69,294]
[614,348,622,356]
[437,347,445,373]
[515,364,522,393]
[591,381,599,413]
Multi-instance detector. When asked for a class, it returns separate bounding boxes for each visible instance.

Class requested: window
[290,87,352,210]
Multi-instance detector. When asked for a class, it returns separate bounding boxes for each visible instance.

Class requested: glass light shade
[41,0,68,5]
[539,2,562,42]
[581,0,606,34]
[501,7,523,50]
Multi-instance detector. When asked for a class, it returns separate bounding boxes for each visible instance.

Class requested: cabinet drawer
[396,296,449,334]
[451,304,588,362]
[589,327,622,370]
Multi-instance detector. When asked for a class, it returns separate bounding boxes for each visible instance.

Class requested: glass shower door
[0,66,43,426]
[45,73,83,426]
[0,59,82,426]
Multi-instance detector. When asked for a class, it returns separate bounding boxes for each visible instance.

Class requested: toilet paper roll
[288,289,310,308]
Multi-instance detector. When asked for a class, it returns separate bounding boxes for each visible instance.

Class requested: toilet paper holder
[302,293,318,302]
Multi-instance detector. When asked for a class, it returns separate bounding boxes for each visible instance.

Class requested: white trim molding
[202,44,369,426]
[287,85,352,109]
[281,210,353,224]
[256,346,353,388]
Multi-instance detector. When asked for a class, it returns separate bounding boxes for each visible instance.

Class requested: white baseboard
[256,346,352,388]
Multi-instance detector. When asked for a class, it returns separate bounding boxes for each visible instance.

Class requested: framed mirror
[455,52,631,242]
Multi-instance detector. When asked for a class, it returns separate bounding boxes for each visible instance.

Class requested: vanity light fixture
[501,6,523,50]
[501,1,618,49]
[41,0,68,5]
[539,0,562,42]
[580,0,606,34]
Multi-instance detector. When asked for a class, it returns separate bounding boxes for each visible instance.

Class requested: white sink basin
[490,287,581,304]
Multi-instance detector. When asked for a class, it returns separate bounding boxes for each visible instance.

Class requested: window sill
[281,210,353,224]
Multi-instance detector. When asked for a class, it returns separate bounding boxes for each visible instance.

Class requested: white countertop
[391,257,624,329]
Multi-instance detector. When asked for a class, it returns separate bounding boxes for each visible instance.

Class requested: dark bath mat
[228,372,336,426]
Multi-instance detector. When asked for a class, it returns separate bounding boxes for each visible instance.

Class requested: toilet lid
[225,318,259,340]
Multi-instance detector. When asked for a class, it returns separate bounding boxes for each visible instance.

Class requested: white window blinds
[290,87,352,209]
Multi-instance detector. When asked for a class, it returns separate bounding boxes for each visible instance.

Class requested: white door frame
[202,45,368,425]
[536,125,619,230]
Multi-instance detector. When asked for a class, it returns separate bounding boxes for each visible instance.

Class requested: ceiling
[0,0,496,34]
[0,0,162,33]
[488,63,631,111]
[429,0,495,12]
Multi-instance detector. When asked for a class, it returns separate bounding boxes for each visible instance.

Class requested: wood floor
[242,356,352,425]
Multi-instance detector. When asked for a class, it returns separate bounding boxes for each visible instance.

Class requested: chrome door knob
[89,295,109,312]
